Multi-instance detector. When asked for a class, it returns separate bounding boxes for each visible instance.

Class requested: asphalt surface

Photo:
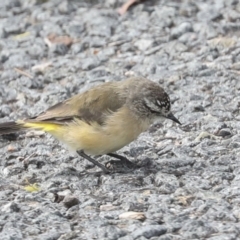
[0,0,240,239]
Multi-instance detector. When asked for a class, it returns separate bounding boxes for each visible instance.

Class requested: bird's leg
[77,150,110,173]
[105,153,137,170]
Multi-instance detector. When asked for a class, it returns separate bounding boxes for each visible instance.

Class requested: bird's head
[130,82,181,125]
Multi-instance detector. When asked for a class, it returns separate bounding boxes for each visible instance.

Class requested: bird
[0,77,181,173]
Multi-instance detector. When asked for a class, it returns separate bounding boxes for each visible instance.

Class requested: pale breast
[59,106,151,156]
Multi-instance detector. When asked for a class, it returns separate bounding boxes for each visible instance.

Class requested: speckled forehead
[156,92,171,111]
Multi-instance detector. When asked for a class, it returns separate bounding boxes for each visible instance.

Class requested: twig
[14,68,33,79]
[118,0,139,15]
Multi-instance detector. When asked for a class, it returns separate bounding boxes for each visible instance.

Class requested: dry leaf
[25,130,45,137]
[23,183,40,192]
[7,145,16,152]
[93,49,99,55]
[118,0,141,15]
[208,37,236,49]
[14,68,33,79]
[176,195,195,206]
[32,62,52,73]
[100,204,118,211]
[119,211,146,220]
[13,32,30,40]
[195,131,219,141]
[45,33,73,48]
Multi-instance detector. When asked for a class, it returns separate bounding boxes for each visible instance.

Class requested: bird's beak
[166,112,181,125]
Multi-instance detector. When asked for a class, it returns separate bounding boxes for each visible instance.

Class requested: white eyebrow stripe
[157,99,166,105]
[157,100,165,106]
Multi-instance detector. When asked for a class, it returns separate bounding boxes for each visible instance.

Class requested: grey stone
[82,58,100,70]
[89,37,106,47]
[51,44,69,55]
[132,225,167,239]
[89,24,112,38]
[64,24,85,38]
[154,172,179,194]
[180,220,216,239]
[207,234,239,240]
[58,1,75,14]
[134,39,153,51]
[4,23,22,35]
[1,202,20,213]
[63,195,80,208]
[5,89,17,102]
[197,4,222,21]
[0,105,12,117]
[98,225,126,240]
[119,235,134,240]
[36,230,62,240]
[0,222,23,240]
[159,234,184,240]
[170,22,193,39]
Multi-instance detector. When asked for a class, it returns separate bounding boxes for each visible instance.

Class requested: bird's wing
[30,82,126,125]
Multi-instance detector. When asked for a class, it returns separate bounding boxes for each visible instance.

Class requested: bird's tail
[0,120,63,135]
[0,121,26,135]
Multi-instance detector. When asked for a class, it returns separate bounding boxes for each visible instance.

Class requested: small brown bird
[0,77,181,173]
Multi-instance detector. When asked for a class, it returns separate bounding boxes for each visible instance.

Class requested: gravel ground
[0,0,240,239]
